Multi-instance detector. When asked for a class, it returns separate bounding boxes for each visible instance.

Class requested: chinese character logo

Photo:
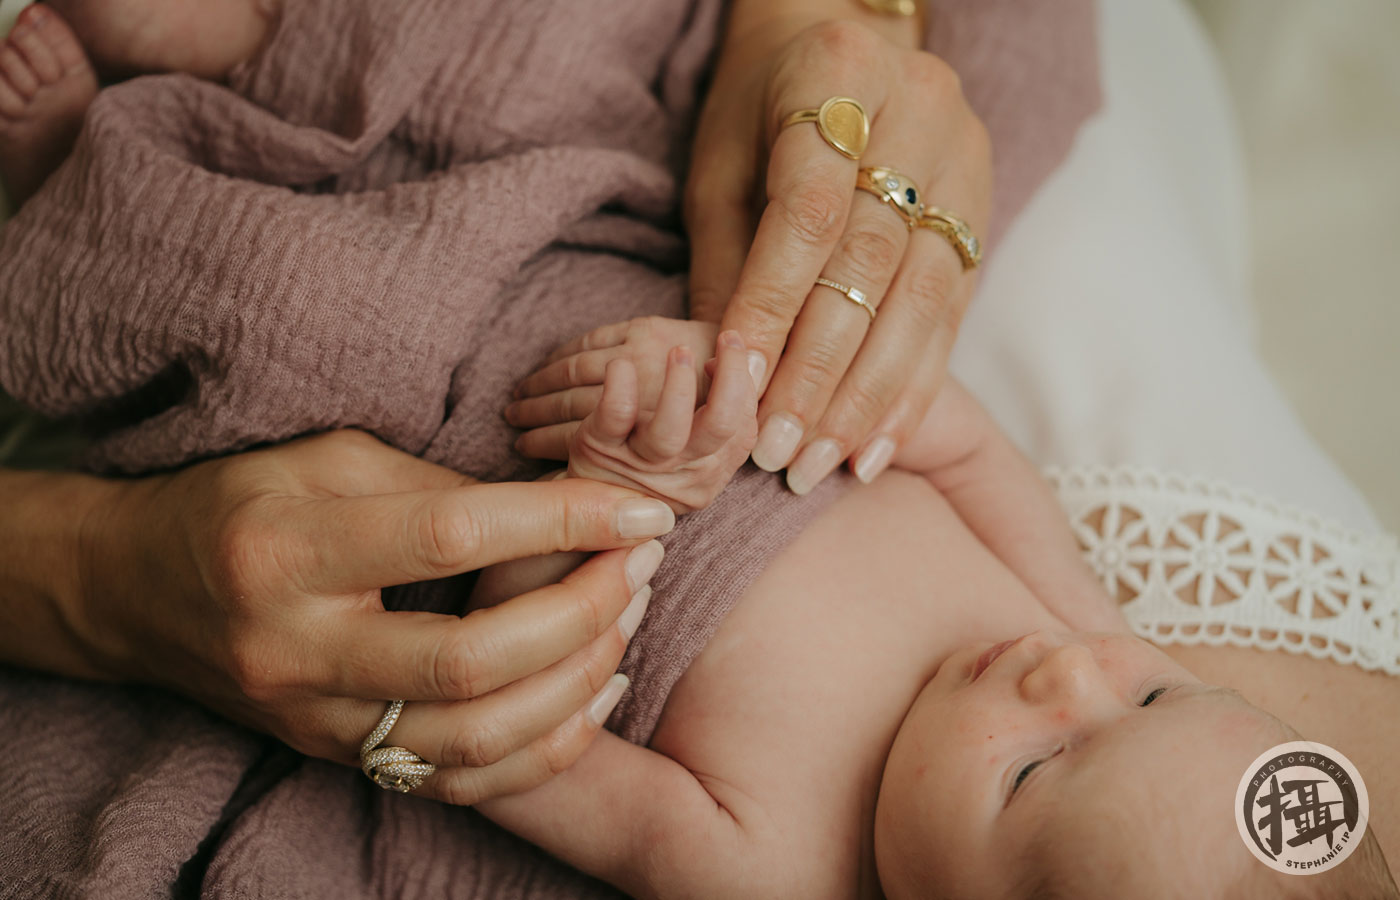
[1235,741,1370,875]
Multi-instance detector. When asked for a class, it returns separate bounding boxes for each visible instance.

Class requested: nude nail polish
[786,438,843,496]
[616,499,675,540]
[586,674,630,728]
[624,539,665,591]
[853,436,896,484]
[751,413,803,472]
[618,585,652,640]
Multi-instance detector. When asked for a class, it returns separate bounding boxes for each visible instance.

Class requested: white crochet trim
[1047,465,1400,677]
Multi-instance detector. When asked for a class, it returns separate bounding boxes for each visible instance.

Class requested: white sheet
[954,0,1380,534]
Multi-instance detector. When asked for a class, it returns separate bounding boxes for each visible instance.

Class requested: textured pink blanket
[0,1,1098,896]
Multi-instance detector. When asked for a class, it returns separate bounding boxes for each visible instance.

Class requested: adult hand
[62,430,675,804]
[685,7,991,495]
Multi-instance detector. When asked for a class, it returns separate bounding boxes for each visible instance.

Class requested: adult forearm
[0,467,114,680]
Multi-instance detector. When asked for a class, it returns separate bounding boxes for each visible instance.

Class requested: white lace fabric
[1048,466,1400,677]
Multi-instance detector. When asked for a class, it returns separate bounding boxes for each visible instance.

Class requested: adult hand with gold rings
[5,430,675,805]
[685,4,991,495]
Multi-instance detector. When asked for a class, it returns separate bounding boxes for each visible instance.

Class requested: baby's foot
[0,4,96,208]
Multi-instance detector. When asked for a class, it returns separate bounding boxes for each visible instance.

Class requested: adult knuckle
[446,718,509,768]
[906,262,958,319]
[436,772,483,807]
[803,19,881,66]
[838,378,890,430]
[432,633,488,698]
[904,51,961,99]
[777,182,847,247]
[836,224,904,283]
[537,729,583,779]
[791,336,849,388]
[415,498,484,575]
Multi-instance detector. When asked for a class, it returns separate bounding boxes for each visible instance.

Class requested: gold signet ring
[780,96,870,160]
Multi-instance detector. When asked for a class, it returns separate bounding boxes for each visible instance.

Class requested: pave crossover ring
[916,206,982,270]
[780,96,870,160]
[814,276,877,321]
[360,699,436,793]
[855,166,924,227]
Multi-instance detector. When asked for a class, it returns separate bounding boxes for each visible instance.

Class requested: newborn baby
[478,318,1398,898]
[0,0,274,205]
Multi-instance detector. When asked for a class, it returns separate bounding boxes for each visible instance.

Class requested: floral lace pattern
[1048,466,1400,676]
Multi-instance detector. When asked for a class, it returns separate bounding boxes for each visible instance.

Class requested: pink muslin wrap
[0,1,1099,895]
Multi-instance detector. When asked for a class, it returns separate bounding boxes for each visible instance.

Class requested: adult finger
[318,542,663,701]
[287,480,675,595]
[684,95,760,323]
[516,348,622,399]
[504,386,604,429]
[850,334,948,484]
[718,23,890,383]
[420,673,630,806]
[362,586,650,768]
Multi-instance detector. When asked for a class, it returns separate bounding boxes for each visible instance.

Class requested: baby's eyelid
[1005,745,1062,806]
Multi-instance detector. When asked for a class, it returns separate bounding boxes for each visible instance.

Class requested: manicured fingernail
[618,585,652,640]
[586,673,630,728]
[616,500,675,540]
[751,413,803,472]
[853,435,896,484]
[746,351,767,390]
[786,438,843,496]
[624,539,665,590]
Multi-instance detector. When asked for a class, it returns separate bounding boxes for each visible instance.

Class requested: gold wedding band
[916,207,983,270]
[815,276,877,321]
[780,96,870,160]
[360,699,436,793]
[855,166,924,227]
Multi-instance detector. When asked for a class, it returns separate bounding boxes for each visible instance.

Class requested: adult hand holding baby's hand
[510,328,760,514]
[66,430,676,804]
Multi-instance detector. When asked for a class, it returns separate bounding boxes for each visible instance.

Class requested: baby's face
[874,631,1292,899]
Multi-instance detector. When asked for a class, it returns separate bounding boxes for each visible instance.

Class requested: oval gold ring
[780,96,870,160]
[916,207,983,270]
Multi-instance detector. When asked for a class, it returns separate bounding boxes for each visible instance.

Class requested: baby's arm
[477,731,756,898]
[894,380,1129,632]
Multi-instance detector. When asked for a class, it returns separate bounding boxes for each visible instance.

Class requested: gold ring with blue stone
[855,166,924,228]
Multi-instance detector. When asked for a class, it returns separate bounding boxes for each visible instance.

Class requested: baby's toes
[0,44,39,101]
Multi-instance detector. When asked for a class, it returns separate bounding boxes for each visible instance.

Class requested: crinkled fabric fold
[0,1,1099,896]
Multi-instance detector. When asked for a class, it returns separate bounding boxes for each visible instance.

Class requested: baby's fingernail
[618,585,653,640]
[746,351,767,390]
[616,500,675,541]
[502,402,519,424]
[751,413,803,472]
[853,436,896,484]
[786,438,843,496]
[586,673,630,728]
[623,538,666,590]
[673,346,694,367]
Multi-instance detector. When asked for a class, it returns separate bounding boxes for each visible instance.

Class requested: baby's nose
[1019,642,1106,707]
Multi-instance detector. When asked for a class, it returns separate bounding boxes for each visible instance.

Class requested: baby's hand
[526,331,759,514]
[507,317,741,443]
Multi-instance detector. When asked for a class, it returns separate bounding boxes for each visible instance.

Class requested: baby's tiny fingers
[505,386,604,429]
[542,320,633,366]
[515,423,582,461]
[632,347,697,462]
[690,331,757,457]
[586,359,641,444]
[516,348,620,399]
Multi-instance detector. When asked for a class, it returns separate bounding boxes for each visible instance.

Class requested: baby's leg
[0,4,95,208]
